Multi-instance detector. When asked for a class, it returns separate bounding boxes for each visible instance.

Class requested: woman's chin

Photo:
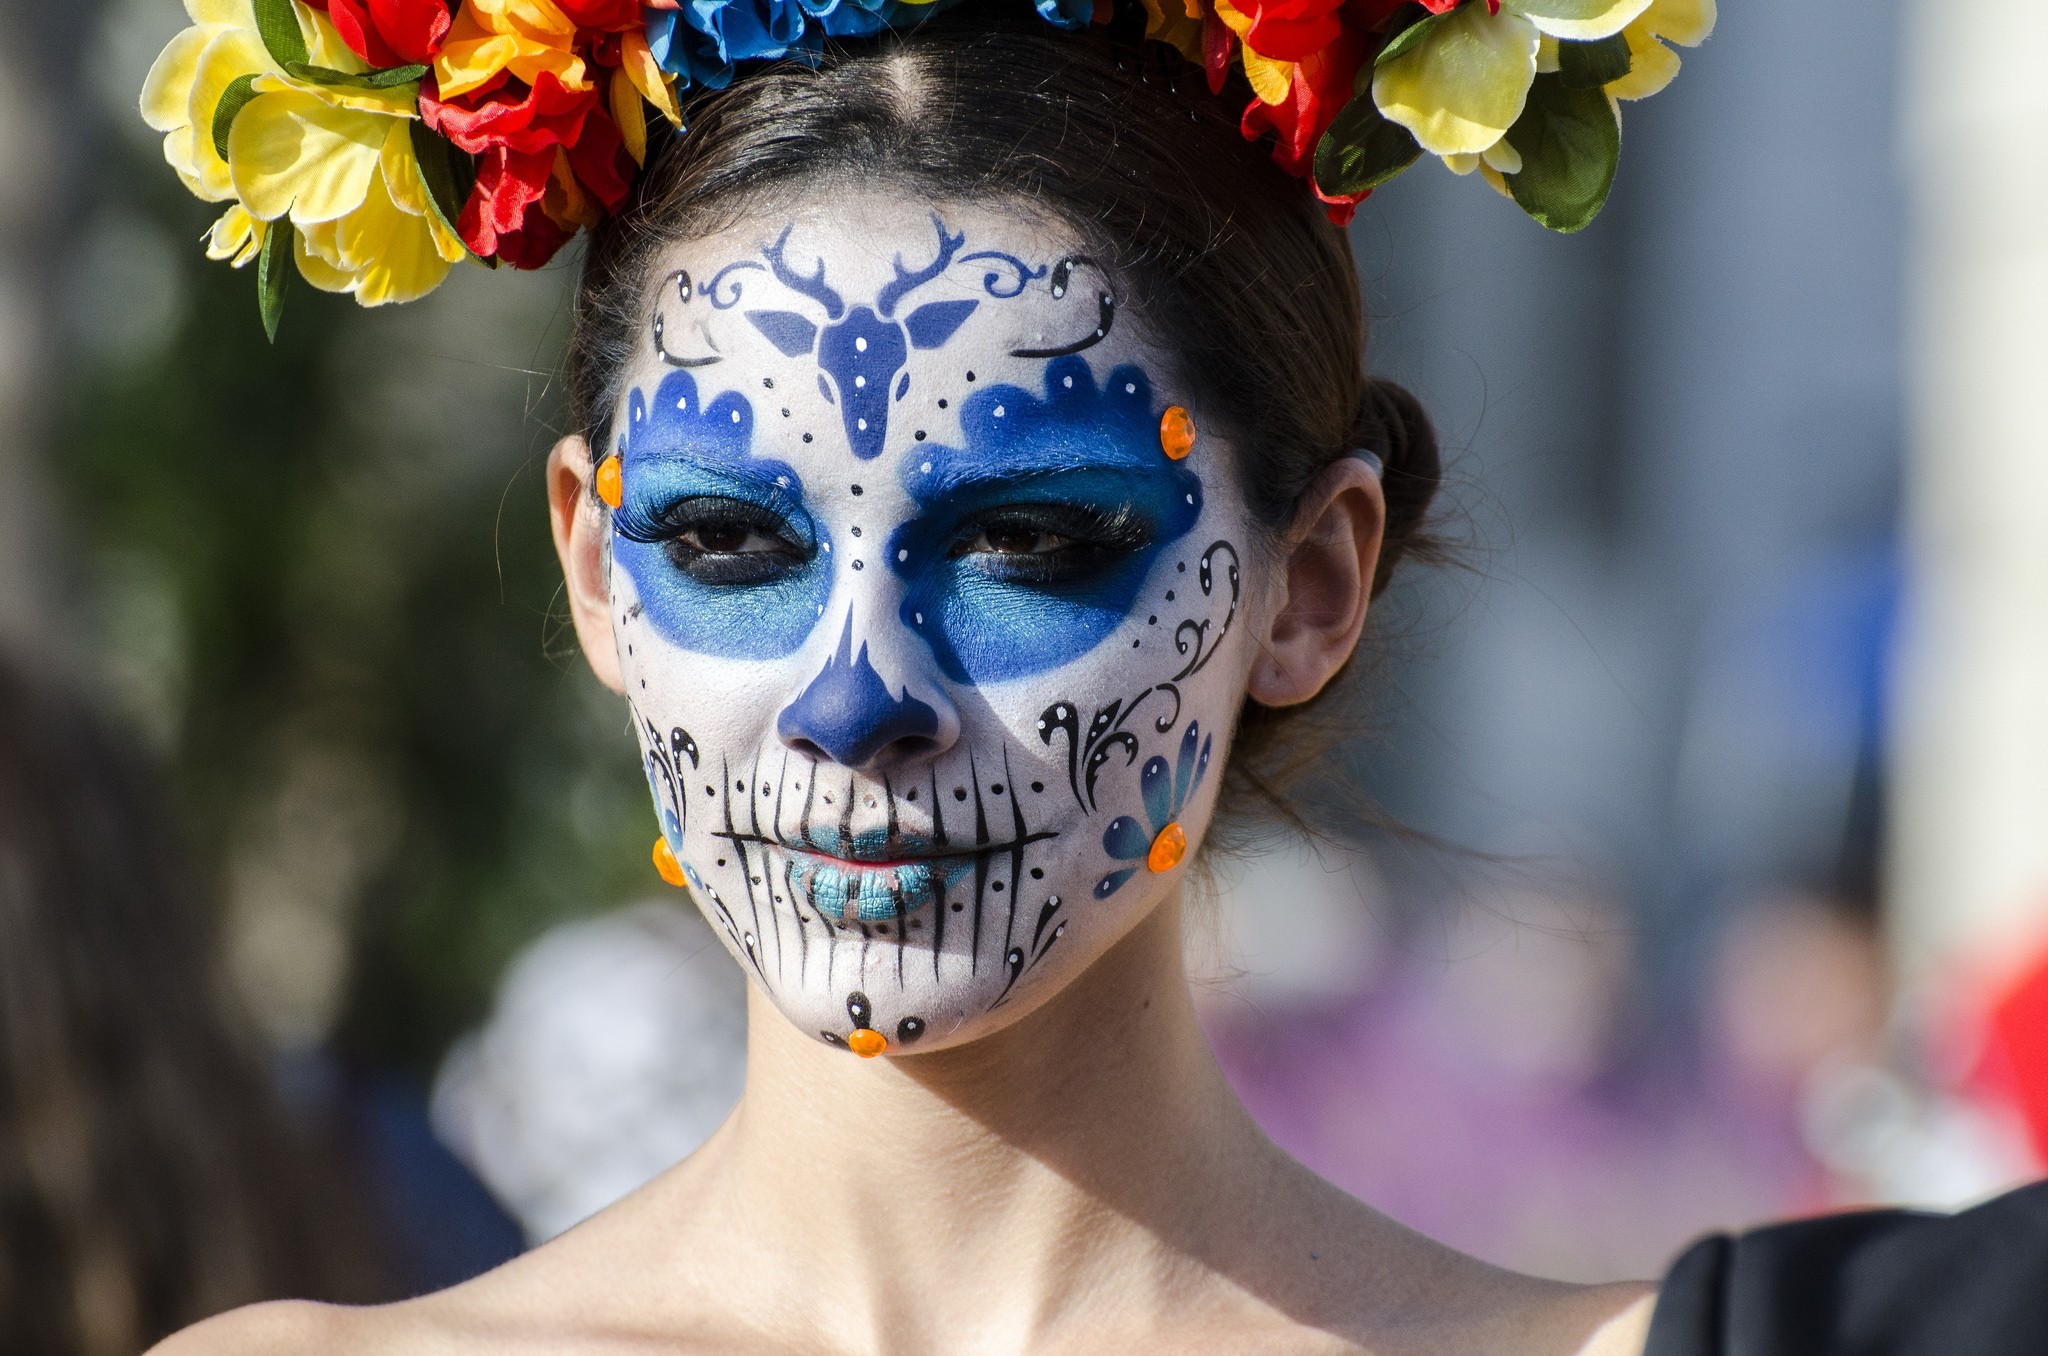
[698,873,1136,1059]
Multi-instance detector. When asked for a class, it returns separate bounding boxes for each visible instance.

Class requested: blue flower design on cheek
[611,368,832,660]
[1096,720,1211,899]
[889,355,1204,684]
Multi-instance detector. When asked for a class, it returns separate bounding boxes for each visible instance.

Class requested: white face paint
[605,192,1257,1055]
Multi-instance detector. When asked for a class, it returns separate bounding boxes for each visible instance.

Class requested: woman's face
[599,192,1261,1055]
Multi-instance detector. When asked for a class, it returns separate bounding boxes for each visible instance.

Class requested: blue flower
[648,0,809,89]
[1032,0,1094,31]
[647,0,989,88]
[1094,720,1212,899]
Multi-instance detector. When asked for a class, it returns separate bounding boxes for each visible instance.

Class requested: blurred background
[4,0,2046,1345]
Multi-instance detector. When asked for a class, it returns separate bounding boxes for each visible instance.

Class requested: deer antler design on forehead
[761,225,846,318]
[875,221,965,317]
[649,214,1097,461]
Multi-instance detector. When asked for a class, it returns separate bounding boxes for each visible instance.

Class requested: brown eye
[691,523,753,553]
[983,525,1059,555]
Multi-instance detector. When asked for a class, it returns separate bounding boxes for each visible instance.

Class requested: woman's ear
[547,435,625,694]
[1248,457,1386,707]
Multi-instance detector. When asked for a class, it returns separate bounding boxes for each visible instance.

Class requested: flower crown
[142,0,1711,336]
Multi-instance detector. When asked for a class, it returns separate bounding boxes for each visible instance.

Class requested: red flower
[421,69,598,158]
[1226,0,1346,63]
[464,147,570,268]
[555,0,645,30]
[428,74,635,269]
[1239,13,1371,221]
[304,0,451,68]
[563,107,633,216]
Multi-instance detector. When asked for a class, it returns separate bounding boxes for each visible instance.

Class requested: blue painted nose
[777,616,945,769]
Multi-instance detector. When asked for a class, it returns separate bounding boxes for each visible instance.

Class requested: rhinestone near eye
[1160,407,1196,461]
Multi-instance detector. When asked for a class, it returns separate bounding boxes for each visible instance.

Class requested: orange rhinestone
[1159,406,1196,461]
[1146,821,1187,873]
[595,454,624,508]
[847,1028,887,1058]
[651,836,686,887]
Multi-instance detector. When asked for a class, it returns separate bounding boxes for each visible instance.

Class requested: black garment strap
[1644,1179,2048,1356]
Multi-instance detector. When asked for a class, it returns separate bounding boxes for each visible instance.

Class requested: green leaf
[1556,33,1632,89]
[252,0,309,70]
[1376,6,1453,67]
[409,121,486,264]
[285,61,428,90]
[1315,92,1424,197]
[210,73,261,161]
[1502,72,1620,233]
[257,218,293,342]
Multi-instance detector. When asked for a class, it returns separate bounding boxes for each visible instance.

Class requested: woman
[146,3,2046,1353]
[157,11,1662,1352]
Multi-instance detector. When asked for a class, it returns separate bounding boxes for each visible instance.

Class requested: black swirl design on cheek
[634,700,699,845]
[1039,538,1241,812]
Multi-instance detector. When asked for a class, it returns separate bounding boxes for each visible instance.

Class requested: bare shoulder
[1565,1284,1656,1356]
[145,1289,509,1356]
[148,1300,384,1356]
[1441,1268,1656,1356]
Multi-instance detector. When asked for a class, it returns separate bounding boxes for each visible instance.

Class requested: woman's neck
[470,895,1651,1356]
[664,896,1356,1350]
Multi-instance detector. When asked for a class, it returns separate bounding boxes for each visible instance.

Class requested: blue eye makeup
[890,356,1202,683]
[612,369,833,661]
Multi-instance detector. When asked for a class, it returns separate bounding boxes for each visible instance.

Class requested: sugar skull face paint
[606,194,1256,1054]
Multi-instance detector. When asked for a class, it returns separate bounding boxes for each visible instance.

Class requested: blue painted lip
[773,846,970,923]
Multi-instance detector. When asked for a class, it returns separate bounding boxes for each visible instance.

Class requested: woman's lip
[780,845,953,870]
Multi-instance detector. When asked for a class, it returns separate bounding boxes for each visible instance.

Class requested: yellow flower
[1137,0,1204,66]
[1607,0,1715,101]
[1213,0,1295,107]
[1373,0,1652,157]
[140,0,463,307]
[611,29,684,166]
[206,203,268,266]
[433,0,588,102]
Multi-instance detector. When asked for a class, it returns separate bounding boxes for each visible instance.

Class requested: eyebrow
[906,443,1158,502]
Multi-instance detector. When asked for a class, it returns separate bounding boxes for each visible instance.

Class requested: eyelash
[948,503,1152,585]
[634,497,810,586]
[623,498,1152,589]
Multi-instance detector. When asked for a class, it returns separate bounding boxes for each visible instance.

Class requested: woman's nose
[776,614,960,771]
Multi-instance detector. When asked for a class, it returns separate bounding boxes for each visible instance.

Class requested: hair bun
[1350,376,1441,596]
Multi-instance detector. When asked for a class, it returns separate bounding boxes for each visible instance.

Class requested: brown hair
[566,4,1441,812]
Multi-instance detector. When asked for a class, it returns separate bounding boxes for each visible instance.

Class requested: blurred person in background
[0,655,390,1352]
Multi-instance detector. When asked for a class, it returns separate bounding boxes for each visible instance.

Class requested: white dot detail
[854,375,866,388]
[1124,382,1137,394]
[920,461,932,474]
[730,409,741,423]
[993,405,1006,418]
[857,418,868,430]
[855,336,867,352]
[897,549,909,562]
